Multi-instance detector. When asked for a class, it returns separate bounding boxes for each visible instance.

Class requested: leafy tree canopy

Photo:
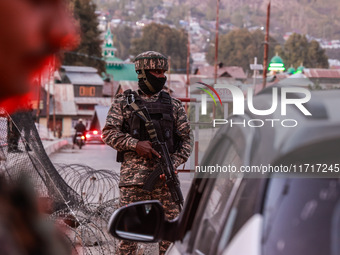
[206,29,278,72]
[275,33,329,68]
[112,25,133,60]
[131,23,189,73]
[63,0,106,73]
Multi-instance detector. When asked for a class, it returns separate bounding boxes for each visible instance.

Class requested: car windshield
[263,177,340,255]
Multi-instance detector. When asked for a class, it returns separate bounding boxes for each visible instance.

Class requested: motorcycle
[75,132,85,149]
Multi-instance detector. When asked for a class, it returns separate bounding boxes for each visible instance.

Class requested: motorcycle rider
[73,118,86,148]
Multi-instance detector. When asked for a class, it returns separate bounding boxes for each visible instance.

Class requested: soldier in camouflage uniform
[102,51,192,255]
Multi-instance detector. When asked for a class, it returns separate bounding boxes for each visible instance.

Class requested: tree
[307,40,329,68]
[276,33,329,68]
[134,0,164,19]
[165,4,190,26]
[206,29,278,72]
[131,23,188,73]
[112,25,133,60]
[63,0,106,73]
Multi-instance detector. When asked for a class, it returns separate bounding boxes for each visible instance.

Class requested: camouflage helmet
[134,51,168,72]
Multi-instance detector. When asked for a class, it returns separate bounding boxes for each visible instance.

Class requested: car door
[185,118,256,255]
[167,115,257,254]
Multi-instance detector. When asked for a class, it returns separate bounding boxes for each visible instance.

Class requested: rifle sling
[129,101,158,141]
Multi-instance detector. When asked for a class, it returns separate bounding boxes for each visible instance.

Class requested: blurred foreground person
[0,0,75,103]
[7,111,33,153]
[0,0,76,254]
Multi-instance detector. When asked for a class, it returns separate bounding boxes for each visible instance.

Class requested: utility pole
[52,57,56,137]
[185,13,191,113]
[36,73,41,124]
[213,0,220,118]
[214,0,220,86]
[46,70,51,138]
[253,57,258,90]
[250,57,263,95]
[262,0,271,89]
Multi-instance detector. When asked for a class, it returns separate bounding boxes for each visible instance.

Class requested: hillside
[94,0,340,40]
[189,0,340,39]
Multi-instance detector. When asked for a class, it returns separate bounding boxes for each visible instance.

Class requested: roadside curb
[43,139,68,156]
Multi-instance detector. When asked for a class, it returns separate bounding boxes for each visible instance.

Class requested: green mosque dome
[287,67,295,74]
[268,54,285,71]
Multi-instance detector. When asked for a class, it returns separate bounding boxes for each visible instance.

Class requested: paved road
[50,142,120,172]
[50,142,193,198]
[50,141,194,254]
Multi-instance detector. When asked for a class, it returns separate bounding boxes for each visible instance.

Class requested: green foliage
[165,5,189,26]
[206,29,278,72]
[276,33,329,68]
[134,0,164,19]
[112,25,133,60]
[131,23,188,73]
[230,12,244,28]
[63,0,106,73]
[307,40,329,68]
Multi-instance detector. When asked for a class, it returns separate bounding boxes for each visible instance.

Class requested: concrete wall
[39,118,47,128]
[62,117,73,137]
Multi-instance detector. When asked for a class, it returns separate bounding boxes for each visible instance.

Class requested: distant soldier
[102,51,193,255]
[7,106,33,153]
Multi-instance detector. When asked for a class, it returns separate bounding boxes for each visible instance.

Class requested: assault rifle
[127,96,183,210]
[143,137,184,210]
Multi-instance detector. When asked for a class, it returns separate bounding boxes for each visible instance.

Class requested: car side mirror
[108,200,166,242]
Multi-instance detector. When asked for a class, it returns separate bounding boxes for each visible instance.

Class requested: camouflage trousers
[117,184,180,255]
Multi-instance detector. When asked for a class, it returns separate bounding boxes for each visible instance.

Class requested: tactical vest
[117,90,181,162]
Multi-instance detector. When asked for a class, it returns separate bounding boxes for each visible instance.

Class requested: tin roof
[278,75,314,87]
[92,105,111,130]
[74,97,113,106]
[61,65,98,73]
[102,80,120,97]
[65,72,104,86]
[197,66,247,79]
[304,68,340,79]
[53,84,77,116]
[106,63,138,81]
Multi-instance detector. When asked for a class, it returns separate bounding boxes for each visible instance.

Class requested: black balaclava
[138,70,167,95]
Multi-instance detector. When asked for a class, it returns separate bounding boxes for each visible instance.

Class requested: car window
[182,135,235,255]
[192,144,243,255]
[216,178,265,254]
[262,178,340,255]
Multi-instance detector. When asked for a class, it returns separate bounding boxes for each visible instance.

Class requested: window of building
[79,86,96,97]
[90,87,95,96]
